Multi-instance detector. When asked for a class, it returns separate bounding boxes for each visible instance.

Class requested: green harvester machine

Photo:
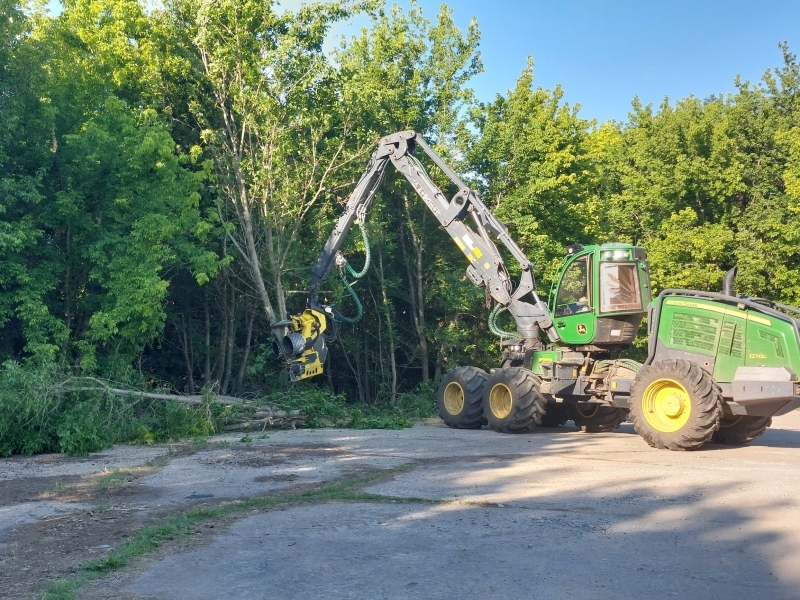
[278,130,800,450]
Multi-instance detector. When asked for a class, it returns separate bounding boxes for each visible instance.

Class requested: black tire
[539,403,570,427]
[712,415,772,445]
[482,367,546,433]
[437,366,488,429]
[570,404,628,433]
[630,359,723,450]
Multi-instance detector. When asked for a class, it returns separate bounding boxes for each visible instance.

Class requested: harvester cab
[547,243,651,349]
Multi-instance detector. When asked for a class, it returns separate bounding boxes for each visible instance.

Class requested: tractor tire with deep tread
[436,366,488,429]
[570,404,628,433]
[539,404,570,427]
[483,367,546,433]
[630,359,723,450]
[712,415,772,445]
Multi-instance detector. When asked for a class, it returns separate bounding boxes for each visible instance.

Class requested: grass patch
[94,468,149,490]
[38,464,430,600]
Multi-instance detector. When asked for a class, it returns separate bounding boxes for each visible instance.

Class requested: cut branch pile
[57,377,306,430]
[222,407,305,431]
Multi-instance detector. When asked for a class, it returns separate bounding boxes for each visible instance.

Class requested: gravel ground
[2,412,800,599]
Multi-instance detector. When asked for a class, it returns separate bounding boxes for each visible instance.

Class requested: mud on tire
[437,366,488,429]
[570,404,628,433]
[483,367,546,433]
[712,415,772,445]
[630,359,723,451]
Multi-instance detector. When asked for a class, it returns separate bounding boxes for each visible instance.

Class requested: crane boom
[281,130,559,381]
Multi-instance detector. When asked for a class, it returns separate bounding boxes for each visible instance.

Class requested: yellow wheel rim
[489,383,513,419]
[575,404,600,419]
[642,378,691,433]
[443,382,465,416]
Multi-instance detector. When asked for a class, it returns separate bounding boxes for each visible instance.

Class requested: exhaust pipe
[722,267,737,297]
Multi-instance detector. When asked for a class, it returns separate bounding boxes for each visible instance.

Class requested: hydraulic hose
[594,358,642,374]
[488,304,517,338]
[333,274,364,324]
[344,222,371,279]
[332,222,370,324]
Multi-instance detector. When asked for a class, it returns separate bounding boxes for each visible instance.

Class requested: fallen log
[223,417,305,431]
[58,377,247,406]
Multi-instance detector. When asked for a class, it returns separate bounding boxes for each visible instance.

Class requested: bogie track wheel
[630,359,723,450]
[437,366,488,429]
[483,367,546,433]
[712,415,772,445]
[539,403,570,427]
[570,404,628,432]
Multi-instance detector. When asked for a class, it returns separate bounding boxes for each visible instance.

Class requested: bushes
[261,381,439,431]
[0,360,229,457]
[0,360,440,457]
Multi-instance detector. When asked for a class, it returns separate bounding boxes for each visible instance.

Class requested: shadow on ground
[111,419,800,600]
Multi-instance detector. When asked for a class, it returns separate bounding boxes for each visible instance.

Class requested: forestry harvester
[276,130,800,450]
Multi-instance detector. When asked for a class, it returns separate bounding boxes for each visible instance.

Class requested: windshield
[600,263,642,313]
[555,257,591,317]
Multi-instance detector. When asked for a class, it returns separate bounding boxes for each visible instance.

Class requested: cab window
[599,263,642,313]
[555,257,591,317]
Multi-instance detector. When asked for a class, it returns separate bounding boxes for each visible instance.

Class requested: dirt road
[3,413,800,599]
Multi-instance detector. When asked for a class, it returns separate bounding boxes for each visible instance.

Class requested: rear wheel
[630,359,722,450]
[712,415,772,445]
[539,404,570,427]
[483,367,546,433]
[436,366,488,429]
[570,404,628,432]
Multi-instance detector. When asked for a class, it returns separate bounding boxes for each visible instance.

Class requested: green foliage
[463,58,594,285]
[0,1,799,454]
[265,382,435,429]
[0,359,228,456]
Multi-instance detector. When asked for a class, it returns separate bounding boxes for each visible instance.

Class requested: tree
[191,0,373,337]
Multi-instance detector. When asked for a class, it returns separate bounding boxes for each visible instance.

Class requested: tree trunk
[235,303,255,394]
[401,195,429,382]
[214,279,228,389]
[377,244,397,403]
[221,285,236,394]
[179,317,196,394]
[203,288,211,385]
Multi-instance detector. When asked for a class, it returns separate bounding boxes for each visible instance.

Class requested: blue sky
[317,0,800,123]
[46,0,799,123]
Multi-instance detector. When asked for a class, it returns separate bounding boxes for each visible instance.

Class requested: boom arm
[282,130,559,381]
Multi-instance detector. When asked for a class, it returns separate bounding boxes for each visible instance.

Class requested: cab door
[553,255,596,345]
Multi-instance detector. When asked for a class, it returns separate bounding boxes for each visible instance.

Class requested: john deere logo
[576,324,587,335]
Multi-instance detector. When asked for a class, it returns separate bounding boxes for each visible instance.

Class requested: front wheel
[630,359,723,450]
[712,415,772,445]
[570,404,628,433]
[437,366,488,429]
[483,367,546,433]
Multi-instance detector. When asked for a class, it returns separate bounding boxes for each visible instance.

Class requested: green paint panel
[744,318,800,376]
[555,312,596,345]
[530,350,558,375]
[713,313,746,382]
[658,296,800,383]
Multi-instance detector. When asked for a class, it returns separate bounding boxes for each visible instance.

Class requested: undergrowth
[266,380,438,430]
[0,360,439,457]
[0,360,230,457]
